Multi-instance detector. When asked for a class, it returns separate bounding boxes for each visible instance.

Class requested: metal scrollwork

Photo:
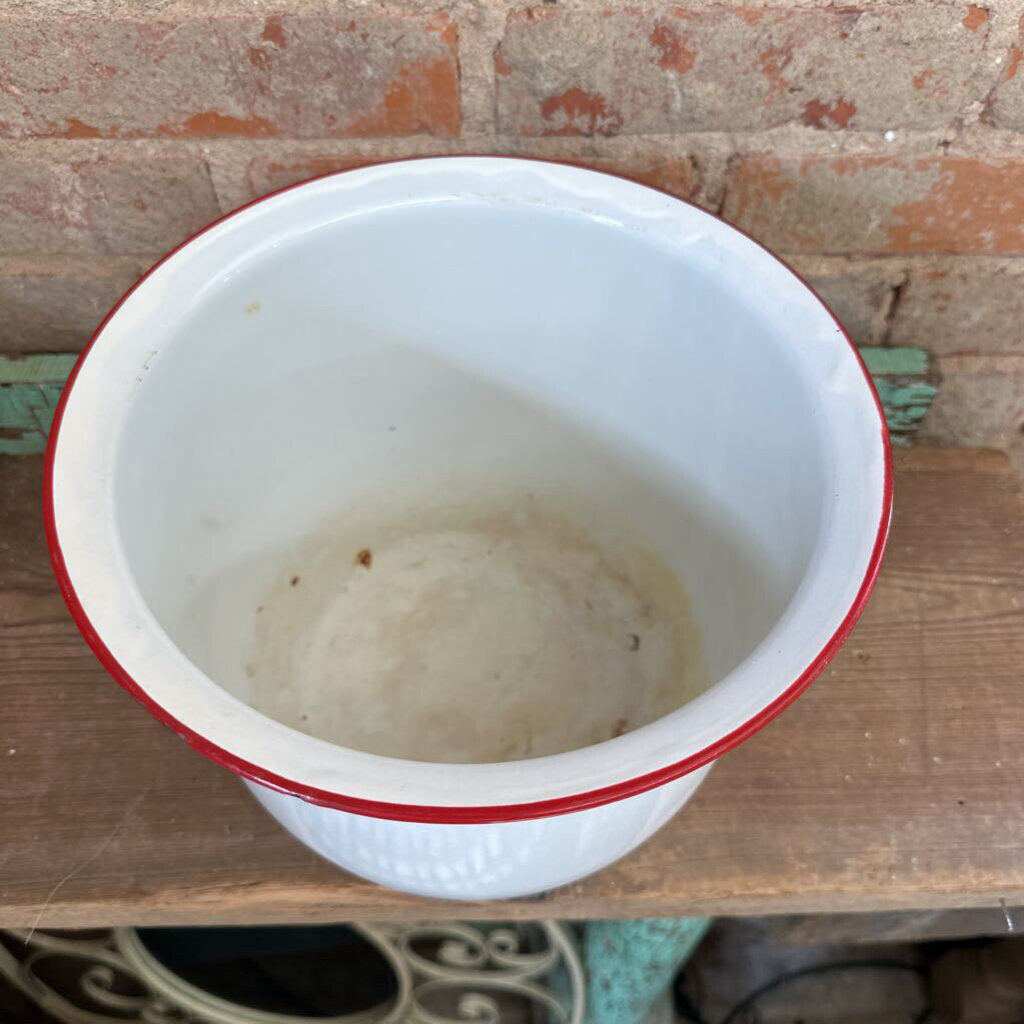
[0,928,190,1024]
[0,922,584,1024]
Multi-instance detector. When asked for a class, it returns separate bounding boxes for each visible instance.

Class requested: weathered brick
[921,355,1024,449]
[247,155,383,198]
[723,155,1024,255]
[0,262,142,352]
[496,5,988,136]
[245,147,697,202]
[988,14,1024,129]
[890,262,1024,354]
[788,260,903,344]
[0,13,459,139]
[0,154,220,255]
[581,152,697,200]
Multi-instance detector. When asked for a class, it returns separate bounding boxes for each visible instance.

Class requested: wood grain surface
[2,449,1022,928]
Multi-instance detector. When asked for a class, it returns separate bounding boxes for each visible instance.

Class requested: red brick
[989,15,1024,130]
[0,262,142,352]
[889,262,1024,354]
[0,154,220,255]
[922,355,1024,450]
[788,259,904,344]
[245,148,697,203]
[496,6,987,136]
[0,13,459,139]
[807,276,889,342]
[247,156,381,199]
[723,155,1024,255]
[585,152,697,200]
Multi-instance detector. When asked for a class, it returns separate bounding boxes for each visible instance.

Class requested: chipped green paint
[859,346,937,446]
[0,355,79,456]
[584,917,710,1024]
[0,353,79,384]
[873,380,938,433]
[859,346,930,377]
[0,347,937,456]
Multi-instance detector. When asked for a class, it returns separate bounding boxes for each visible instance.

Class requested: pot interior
[111,168,832,764]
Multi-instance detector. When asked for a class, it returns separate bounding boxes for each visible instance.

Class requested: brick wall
[2,0,1023,464]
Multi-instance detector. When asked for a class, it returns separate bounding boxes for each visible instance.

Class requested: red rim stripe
[43,156,893,825]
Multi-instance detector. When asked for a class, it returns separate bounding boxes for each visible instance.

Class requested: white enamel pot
[46,157,891,900]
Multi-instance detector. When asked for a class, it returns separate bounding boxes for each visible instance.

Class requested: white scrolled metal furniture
[0,922,584,1024]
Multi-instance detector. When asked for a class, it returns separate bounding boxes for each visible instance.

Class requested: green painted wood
[584,917,710,1024]
[873,380,938,433]
[0,347,937,456]
[859,346,937,447]
[0,353,78,385]
[0,384,64,456]
[0,355,78,456]
[859,347,930,377]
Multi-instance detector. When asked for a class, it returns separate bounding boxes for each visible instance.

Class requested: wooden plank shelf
[1,449,1022,928]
